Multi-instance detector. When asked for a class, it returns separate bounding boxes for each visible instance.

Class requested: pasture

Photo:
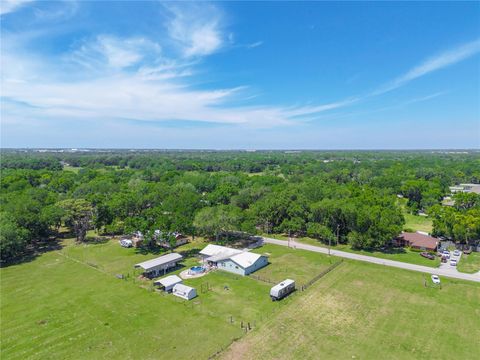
[0,239,328,359]
[221,260,480,360]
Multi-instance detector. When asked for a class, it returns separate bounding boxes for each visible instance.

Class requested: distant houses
[449,183,480,194]
[395,232,439,251]
[199,244,268,276]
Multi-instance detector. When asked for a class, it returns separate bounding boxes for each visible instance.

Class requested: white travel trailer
[270,279,295,301]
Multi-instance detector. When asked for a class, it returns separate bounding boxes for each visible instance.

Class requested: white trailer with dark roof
[270,279,295,301]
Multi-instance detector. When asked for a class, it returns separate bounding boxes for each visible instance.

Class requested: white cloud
[0,0,33,15]
[246,41,263,49]
[164,3,224,57]
[69,35,162,71]
[372,39,480,96]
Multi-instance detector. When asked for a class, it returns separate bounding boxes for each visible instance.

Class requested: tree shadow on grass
[0,238,64,268]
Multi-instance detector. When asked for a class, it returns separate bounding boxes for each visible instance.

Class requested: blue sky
[1,1,479,149]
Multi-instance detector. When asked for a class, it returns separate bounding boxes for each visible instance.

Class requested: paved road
[262,237,480,283]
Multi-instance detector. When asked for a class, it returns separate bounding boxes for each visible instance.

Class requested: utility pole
[336,224,340,246]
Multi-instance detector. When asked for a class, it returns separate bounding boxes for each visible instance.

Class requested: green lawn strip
[221,259,480,360]
[264,233,440,268]
[457,252,480,274]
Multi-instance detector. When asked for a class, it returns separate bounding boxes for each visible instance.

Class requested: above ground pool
[189,266,206,275]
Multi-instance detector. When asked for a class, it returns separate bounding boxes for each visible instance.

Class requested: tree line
[1,150,479,262]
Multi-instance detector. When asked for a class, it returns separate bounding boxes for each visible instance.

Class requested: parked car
[431,275,441,284]
[453,250,461,257]
[420,252,435,260]
[441,256,447,263]
[450,259,457,266]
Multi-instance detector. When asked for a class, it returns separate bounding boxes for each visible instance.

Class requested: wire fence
[300,259,343,291]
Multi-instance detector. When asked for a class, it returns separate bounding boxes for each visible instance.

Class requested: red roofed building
[395,232,439,251]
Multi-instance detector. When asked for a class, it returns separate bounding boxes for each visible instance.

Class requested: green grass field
[264,234,441,267]
[221,260,480,360]
[0,239,325,359]
[457,252,480,274]
[2,239,478,359]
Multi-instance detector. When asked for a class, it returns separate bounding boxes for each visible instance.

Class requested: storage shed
[154,275,183,292]
[134,253,183,278]
[172,284,197,300]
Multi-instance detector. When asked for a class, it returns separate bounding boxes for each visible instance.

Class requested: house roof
[173,283,195,294]
[398,232,439,249]
[229,252,265,269]
[154,275,182,287]
[200,244,242,257]
[134,253,183,270]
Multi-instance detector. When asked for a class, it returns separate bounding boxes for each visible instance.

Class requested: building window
[235,266,239,269]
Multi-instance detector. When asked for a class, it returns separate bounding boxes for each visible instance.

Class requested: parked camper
[270,279,295,301]
[119,239,133,248]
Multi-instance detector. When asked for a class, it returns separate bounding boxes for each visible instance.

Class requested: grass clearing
[221,259,480,360]
[457,252,480,274]
[397,198,433,233]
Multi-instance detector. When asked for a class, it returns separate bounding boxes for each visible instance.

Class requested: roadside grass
[457,252,480,274]
[220,259,480,360]
[263,234,441,268]
[0,239,329,359]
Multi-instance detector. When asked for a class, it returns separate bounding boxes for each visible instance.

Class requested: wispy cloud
[246,41,263,49]
[372,39,480,96]
[164,3,225,57]
[0,0,33,15]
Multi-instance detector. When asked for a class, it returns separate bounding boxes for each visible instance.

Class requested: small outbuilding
[134,253,183,278]
[172,283,197,300]
[154,275,183,292]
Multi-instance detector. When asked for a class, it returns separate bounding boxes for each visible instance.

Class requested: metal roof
[229,252,264,268]
[154,275,182,287]
[199,244,242,257]
[173,283,195,293]
[134,253,183,270]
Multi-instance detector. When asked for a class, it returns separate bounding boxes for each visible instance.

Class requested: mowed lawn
[0,240,330,359]
[251,244,337,285]
[457,252,480,274]
[221,259,480,360]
